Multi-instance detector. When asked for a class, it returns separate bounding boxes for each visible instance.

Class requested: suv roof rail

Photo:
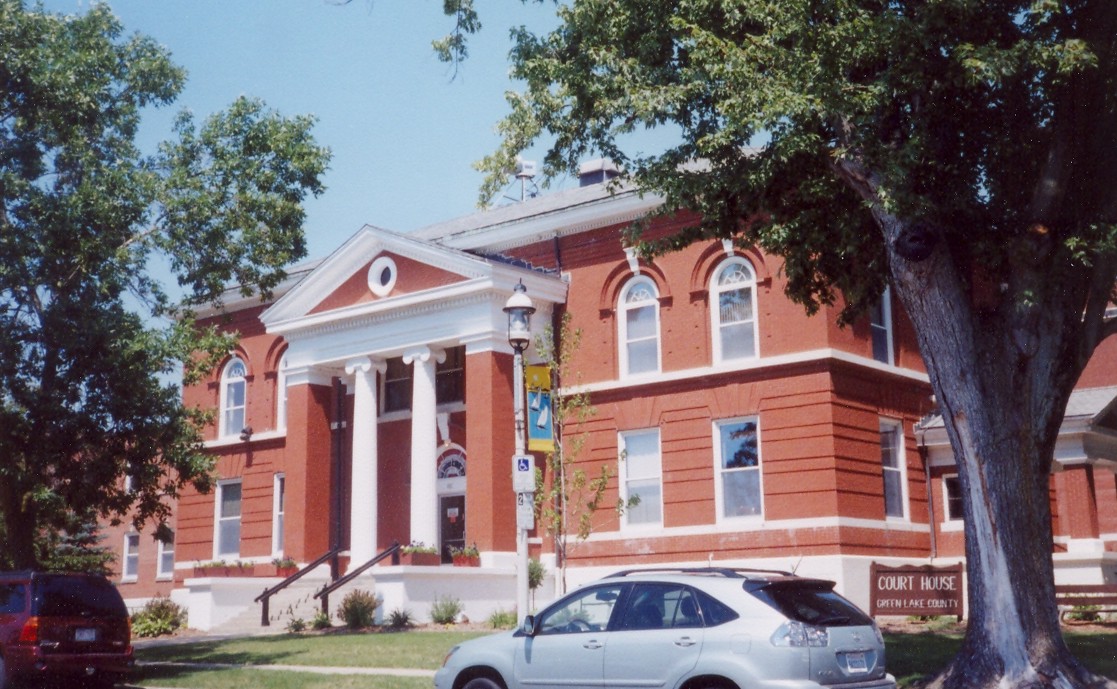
[607,566,794,579]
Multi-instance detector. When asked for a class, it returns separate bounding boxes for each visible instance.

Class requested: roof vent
[578,158,621,187]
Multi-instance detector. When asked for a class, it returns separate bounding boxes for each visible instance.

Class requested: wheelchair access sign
[513,454,535,493]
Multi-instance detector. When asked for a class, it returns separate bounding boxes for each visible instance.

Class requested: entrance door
[440,495,466,564]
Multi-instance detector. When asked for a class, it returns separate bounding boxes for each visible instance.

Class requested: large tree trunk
[0,483,39,570]
[888,223,1116,689]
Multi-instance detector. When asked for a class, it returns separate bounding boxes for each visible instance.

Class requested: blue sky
[42,0,567,261]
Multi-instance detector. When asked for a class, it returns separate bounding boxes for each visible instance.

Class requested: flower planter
[399,552,441,567]
[452,555,480,567]
[193,565,254,578]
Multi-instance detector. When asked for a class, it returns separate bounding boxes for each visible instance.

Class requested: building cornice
[561,348,930,397]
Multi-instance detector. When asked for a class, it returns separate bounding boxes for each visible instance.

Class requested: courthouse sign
[870,562,964,620]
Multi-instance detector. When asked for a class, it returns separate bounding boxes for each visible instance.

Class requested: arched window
[711,258,758,362]
[619,277,661,377]
[276,354,288,431]
[219,357,247,438]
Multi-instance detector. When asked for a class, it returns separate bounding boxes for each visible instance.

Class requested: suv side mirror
[521,614,537,636]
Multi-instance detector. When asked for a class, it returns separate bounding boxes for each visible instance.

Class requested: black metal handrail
[255,547,343,627]
[312,542,400,613]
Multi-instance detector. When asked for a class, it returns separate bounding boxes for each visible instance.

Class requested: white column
[345,356,385,569]
[403,345,445,548]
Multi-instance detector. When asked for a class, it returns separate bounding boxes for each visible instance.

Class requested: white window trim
[122,533,140,582]
[880,418,909,521]
[618,276,662,378]
[713,416,764,523]
[710,257,760,364]
[619,428,664,530]
[871,287,895,366]
[214,478,243,560]
[367,255,398,297]
[156,533,174,580]
[218,357,248,439]
[272,473,286,558]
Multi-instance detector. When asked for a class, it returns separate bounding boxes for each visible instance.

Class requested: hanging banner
[526,365,554,452]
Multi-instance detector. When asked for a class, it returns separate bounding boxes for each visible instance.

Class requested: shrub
[387,607,414,629]
[311,610,332,630]
[286,616,307,633]
[430,595,463,625]
[130,596,187,638]
[528,558,546,590]
[338,588,379,628]
[487,608,517,629]
[1067,605,1101,623]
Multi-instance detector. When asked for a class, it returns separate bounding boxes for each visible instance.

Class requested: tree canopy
[0,0,329,569]
[460,2,1117,688]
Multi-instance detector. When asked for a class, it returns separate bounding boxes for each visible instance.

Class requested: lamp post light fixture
[503,280,536,621]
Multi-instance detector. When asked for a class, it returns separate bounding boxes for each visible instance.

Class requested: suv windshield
[747,580,872,627]
[33,576,127,617]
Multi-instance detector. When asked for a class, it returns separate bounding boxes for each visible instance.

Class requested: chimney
[578,158,621,187]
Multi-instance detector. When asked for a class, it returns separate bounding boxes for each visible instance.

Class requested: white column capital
[345,356,386,376]
[402,345,446,366]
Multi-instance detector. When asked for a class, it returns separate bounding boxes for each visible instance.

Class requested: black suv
[0,571,133,688]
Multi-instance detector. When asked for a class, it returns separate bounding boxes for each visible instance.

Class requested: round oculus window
[367,256,397,297]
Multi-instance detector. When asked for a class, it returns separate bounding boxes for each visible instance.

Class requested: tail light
[771,620,829,647]
[18,616,40,643]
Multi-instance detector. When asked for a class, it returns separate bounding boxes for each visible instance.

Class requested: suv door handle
[674,636,697,647]
[583,639,604,650]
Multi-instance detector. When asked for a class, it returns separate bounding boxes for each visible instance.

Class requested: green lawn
[135,629,486,669]
[129,627,1116,689]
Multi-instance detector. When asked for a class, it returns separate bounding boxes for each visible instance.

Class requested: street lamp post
[504,280,535,621]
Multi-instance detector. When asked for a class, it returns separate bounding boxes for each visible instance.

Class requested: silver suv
[435,567,895,689]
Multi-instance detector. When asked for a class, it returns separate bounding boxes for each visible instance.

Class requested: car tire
[462,676,504,689]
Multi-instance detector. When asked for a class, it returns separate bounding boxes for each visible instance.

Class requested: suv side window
[0,583,27,614]
[619,584,736,630]
[694,588,739,626]
[538,584,623,634]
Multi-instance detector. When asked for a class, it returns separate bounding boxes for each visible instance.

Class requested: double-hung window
[871,288,894,365]
[383,357,412,413]
[273,474,286,557]
[943,474,964,522]
[216,480,242,559]
[715,418,763,519]
[122,534,140,581]
[880,419,908,519]
[619,429,663,528]
[157,532,175,580]
[712,259,758,362]
[619,278,660,377]
[220,358,247,438]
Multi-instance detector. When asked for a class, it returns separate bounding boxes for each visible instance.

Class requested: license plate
[845,651,868,673]
[74,628,98,642]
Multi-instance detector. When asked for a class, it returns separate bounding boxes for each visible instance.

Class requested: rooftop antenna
[506,158,538,203]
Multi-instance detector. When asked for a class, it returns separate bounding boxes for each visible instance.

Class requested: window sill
[205,429,286,449]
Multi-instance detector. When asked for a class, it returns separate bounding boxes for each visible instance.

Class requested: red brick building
[105,168,1117,627]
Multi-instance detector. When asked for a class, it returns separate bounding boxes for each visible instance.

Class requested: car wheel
[462,676,503,689]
